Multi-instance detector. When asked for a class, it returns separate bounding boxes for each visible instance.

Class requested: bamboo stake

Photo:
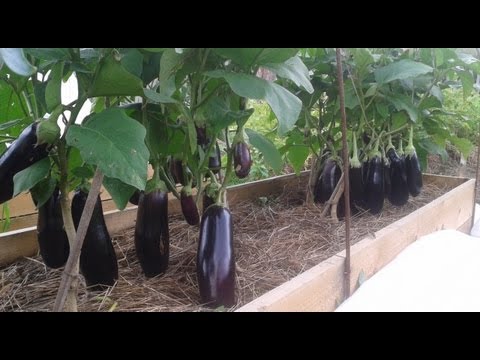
[335,48,351,299]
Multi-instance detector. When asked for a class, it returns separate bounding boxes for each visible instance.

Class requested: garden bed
[0,172,472,312]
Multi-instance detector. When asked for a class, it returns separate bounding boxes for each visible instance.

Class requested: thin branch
[53,168,105,311]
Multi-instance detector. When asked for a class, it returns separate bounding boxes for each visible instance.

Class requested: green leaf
[364,84,377,98]
[0,48,37,76]
[202,97,254,134]
[13,157,51,197]
[456,51,480,74]
[287,145,309,175]
[457,70,474,99]
[386,94,419,123]
[206,70,301,136]
[391,111,408,130]
[45,61,64,112]
[89,54,143,97]
[141,48,166,53]
[24,48,71,61]
[66,108,149,190]
[71,165,95,178]
[121,48,143,77]
[0,81,29,123]
[143,88,178,104]
[374,59,433,84]
[434,48,444,67]
[160,49,182,98]
[103,176,136,210]
[30,176,56,209]
[351,48,374,79]
[213,48,298,68]
[449,135,474,159]
[264,56,314,93]
[245,128,282,173]
[0,119,22,131]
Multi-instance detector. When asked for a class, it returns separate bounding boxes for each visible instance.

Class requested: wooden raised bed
[0,172,474,312]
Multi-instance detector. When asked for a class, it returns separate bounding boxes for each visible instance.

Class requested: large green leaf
[24,48,71,61]
[0,81,28,123]
[350,48,374,79]
[0,119,22,131]
[88,54,143,97]
[103,176,136,210]
[121,48,143,78]
[66,108,149,190]
[375,59,433,84]
[386,94,419,123]
[245,128,282,173]
[159,49,183,98]
[141,48,166,53]
[13,157,51,197]
[287,145,309,175]
[213,48,298,68]
[206,70,301,136]
[45,61,64,112]
[456,51,480,74]
[264,56,314,94]
[0,48,37,76]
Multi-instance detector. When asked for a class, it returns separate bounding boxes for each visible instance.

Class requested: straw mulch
[0,180,455,312]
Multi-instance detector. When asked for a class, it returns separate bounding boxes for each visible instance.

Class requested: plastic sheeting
[336,229,480,312]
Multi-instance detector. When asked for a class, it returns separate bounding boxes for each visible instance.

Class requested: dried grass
[0,180,453,312]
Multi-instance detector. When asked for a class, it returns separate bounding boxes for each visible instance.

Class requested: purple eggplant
[134,189,170,277]
[129,189,141,205]
[208,142,221,174]
[387,148,409,206]
[72,189,118,290]
[0,123,49,204]
[197,205,236,308]
[233,141,252,179]
[36,187,70,269]
[405,152,423,197]
[181,186,199,226]
[169,158,185,185]
[365,155,384,215]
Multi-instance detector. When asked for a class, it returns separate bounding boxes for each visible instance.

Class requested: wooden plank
[1,166,155,219]
[0,226,38,266]
[236,178,475,312]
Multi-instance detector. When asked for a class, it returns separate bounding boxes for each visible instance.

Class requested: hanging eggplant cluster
[72,189,118,290]
[314,124,423,218]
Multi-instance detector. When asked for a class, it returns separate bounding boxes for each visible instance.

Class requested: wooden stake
[335,48,352,299]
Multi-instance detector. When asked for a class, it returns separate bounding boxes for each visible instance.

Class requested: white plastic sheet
[336,229,480,312]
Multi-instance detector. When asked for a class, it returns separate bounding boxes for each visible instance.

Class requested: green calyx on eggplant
[202,182,220,214]
[404,126,423,197]
[386,146,409,206]
[0,122,49,204]
[197,204,236,308]
[35,112,61,147]
[181,185,199,226]
[134,189,170,277]
[233,141,252,179]
[72,189,118,290]
[35,187,70,269]
[349,132,366,212]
